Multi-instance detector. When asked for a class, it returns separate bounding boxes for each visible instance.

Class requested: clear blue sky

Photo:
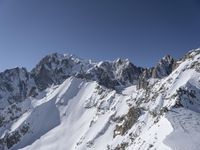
[0,0,199,71]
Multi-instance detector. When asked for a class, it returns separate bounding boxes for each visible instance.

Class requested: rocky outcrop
[137,77,149,90]
[31,54,144,90]
[0,123,30,149]
[31,53,88,91]
[151,55,176,78]
[113,107,141,138]
[82,59,143,89]
[0,67,36,107]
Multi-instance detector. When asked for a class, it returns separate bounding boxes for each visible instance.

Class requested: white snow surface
[1,49,200,150]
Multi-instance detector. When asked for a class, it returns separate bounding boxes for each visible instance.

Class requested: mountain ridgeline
[0,48,200,150]
[0,52,176,106]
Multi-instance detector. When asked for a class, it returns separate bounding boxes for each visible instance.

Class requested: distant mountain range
[0,48,199,150]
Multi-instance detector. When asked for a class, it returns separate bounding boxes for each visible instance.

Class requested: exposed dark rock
[173,100,183,108]
[0,116,5,127]
[6,131,21,149]
[0,124,30,149]
[151,55,176,78]
[137,77,149,90]
[31,53,84,91]
[113,107,141,138]
[0,67,36,107]
[31,54,145,90]
[114,142,129,150]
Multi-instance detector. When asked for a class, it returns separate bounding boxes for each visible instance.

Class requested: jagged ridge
[0,48,199,150]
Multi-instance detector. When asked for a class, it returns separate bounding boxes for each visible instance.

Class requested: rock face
[152,55,176,78]
[0,123,30,149]
[113,107,141,138]
[30,54,176,91]
[81,59,144,89]
[31,54,144,90]
[28,53,180,94]
[31,53,91,91]
[0,67,36,108]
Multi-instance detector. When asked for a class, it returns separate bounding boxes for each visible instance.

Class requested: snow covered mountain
[0,48,200,150]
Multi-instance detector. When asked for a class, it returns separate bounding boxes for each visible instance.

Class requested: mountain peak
[161,54,174,62]
[114,58,130,63]
[151,54,176,78]
[181,47,200,61]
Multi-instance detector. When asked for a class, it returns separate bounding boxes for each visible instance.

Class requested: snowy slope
[16,77,129,150]
[0,48,200,150]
